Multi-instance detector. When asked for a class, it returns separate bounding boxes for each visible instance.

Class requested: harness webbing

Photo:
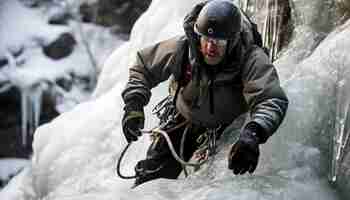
[116,122,220,180]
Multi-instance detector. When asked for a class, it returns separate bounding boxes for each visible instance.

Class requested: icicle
[243,0,249,13]
[21,88,28,147]
[19,82,46,147]
[275,1,283,60]
[254,0,258,14]
[269,0,274,61]
[267,0,274,61]
[262,0,269,47]
[33,84,43,131]
[29,90,34,139]
[272,0,278,61]
[330,72,350,182]
[343,113,350,154]
[336,118,345,160]
[339,101,350,158]
[330,121,340,182]
[331,100,350,182]
[0,82,12,93]
[260,0,284,62]
[4,51,16,69]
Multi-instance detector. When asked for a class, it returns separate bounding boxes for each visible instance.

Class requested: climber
[121,0,288,187]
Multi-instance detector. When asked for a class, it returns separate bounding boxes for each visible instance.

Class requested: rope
[180,124,190,177]
[115,142,137,179]
[151,128,208,167]
[116,126,211,180]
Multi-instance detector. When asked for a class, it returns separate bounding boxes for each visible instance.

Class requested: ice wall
[2,0,350,199]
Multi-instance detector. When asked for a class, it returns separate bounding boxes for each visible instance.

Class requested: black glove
[228,122,263,175]
[122,100,145,143]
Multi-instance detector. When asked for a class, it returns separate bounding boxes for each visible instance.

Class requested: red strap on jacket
[184,63,192,84]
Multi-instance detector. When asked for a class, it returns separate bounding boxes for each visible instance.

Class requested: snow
[0,0,123,89]
[0,0,125,149]
[0,159,29,182]
[0,0,349,199]
[0,0,67,58]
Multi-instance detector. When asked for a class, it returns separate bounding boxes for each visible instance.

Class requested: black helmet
[194,0,242,40]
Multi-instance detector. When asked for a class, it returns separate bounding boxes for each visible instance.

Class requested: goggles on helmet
[201,35,228,47]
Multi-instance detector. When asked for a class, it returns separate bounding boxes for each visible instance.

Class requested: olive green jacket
[122,2,288,142]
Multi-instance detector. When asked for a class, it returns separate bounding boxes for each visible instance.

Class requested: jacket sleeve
[241,46,289,142]
[121,41,177,106]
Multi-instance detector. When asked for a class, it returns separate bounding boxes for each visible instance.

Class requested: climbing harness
[115,95,222,180]
[193,125,221,162]
[115,125,220,180]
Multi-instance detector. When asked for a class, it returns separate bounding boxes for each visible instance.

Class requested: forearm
[121,36,184,106]
[249,97,288,143]
[242,47,289,142]
[122,68,152,106]
[122,51,166,106]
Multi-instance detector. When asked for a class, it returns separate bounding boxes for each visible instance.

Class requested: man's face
[200,35,227,65]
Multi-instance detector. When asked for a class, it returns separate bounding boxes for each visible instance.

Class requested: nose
[206,40,218,52]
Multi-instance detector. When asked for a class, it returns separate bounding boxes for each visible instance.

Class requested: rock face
[0,87,23,158]
[48,11,72,25]
[79,0,151,34]
[18,0,42,8]
[0,58,8,68]
[42,33,76,60]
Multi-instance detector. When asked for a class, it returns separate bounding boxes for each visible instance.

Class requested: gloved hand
[122,100,145,143]
[228,123,262,175]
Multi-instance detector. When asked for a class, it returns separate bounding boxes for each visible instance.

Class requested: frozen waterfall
[1,0,349,199]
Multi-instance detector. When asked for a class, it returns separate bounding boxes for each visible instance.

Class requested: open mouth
[206,51,218,58]
[204,48,218,58]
